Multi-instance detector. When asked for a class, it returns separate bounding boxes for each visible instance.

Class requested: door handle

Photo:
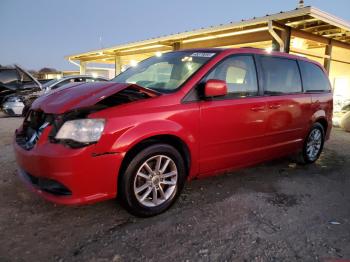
[269,104,281,109]
[250,105,265,112]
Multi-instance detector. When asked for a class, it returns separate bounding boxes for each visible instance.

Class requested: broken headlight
[55,119,105,143]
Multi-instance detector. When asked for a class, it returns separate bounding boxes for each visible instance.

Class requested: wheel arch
[314,117,328,135]
[117,134,192,191]
[311,109,330,139]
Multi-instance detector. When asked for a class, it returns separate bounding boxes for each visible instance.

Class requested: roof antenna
[298,0,305,8]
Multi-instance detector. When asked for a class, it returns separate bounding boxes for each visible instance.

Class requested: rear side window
[299,61,331,92]
[204,55,258,98]
[260,56,302,95]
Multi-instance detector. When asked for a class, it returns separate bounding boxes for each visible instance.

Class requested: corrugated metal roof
[66,6,350,61]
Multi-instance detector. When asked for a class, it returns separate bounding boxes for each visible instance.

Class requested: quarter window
[299,61,331,92]
[260,56,302,94]
[204,55,258,98]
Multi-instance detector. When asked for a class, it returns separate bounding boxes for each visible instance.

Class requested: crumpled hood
[31,82,158,114]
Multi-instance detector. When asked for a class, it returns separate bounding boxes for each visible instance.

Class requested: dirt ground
[0,116,349,262]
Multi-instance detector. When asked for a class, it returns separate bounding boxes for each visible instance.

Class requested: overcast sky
[1,0,349,71]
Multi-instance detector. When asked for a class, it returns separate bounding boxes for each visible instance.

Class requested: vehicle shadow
[17,148,343,218]
[2,147,346,261]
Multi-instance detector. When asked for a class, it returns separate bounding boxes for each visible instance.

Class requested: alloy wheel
[306,128,322,161]
[133,155,178,207]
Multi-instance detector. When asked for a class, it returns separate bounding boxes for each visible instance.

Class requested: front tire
[119,144,186,217]
[297,123,325,164]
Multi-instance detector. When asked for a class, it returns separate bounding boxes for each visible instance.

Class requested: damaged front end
[16,83,159,150]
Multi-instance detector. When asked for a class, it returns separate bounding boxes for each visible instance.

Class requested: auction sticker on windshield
[190,52,216,58]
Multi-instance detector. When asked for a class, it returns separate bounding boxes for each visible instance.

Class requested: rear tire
[119,144,186,217]
[297,123,325,164]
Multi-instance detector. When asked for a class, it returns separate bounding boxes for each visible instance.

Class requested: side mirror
[204,79,227,98]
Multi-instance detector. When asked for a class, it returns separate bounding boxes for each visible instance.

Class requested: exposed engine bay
[16,84,159,150]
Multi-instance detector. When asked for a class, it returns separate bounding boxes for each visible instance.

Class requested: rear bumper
[14,137,123,205]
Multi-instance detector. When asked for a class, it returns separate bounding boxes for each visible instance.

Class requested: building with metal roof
[66,5,350,107]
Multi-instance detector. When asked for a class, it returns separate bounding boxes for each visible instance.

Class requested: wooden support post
[283,26,292,53]
[80,61,86,75]
[324,40,333,75]
[271,21,292,53]
[115,56,122,76]
[173,42,181,51]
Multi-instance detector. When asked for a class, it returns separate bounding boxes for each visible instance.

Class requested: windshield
[111,51,217,93]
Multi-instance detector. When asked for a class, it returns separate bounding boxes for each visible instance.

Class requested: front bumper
[14,130,123,205]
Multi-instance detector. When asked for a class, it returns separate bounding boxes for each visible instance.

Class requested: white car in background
[333,102,350,132]
[2,75,108,116]
[332,82,350,132]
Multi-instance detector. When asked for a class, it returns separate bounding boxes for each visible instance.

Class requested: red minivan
[14,48,333,216]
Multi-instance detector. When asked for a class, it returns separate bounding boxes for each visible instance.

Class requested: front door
[199,55,267,175]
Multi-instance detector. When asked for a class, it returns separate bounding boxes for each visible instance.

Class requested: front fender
[115,119,196,154]
[102,119,198,178]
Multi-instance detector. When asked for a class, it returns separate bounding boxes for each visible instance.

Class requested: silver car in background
[41,75,108,93]
[2,75,108,116]
[1,65,42,116]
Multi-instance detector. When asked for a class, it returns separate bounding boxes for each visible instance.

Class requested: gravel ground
[0,116,349,262]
